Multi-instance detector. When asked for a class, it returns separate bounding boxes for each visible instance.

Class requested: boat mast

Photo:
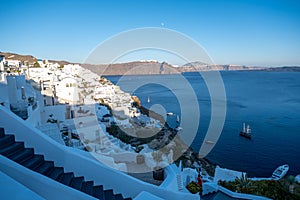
[243,123,246,132]
[246,125,251,134]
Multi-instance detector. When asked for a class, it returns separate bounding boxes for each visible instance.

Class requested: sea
[106,71,300,177]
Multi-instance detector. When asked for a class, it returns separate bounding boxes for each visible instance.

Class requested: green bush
[219,178,299,200]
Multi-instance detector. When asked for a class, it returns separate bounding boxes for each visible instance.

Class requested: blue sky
[1,0,300,66]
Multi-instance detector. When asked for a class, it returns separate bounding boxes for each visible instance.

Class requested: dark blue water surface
[107,71,300,177]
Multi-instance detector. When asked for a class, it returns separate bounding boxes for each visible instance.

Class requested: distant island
[1,51,300,75]
[262,66,300,72]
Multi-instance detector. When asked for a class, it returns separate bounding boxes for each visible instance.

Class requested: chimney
[21,86,26,100]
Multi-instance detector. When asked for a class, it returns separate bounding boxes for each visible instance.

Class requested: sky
[1,0,300,66]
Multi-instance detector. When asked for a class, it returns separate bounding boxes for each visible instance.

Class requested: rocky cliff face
[3,51,294,75]
[82,61,181,76]
[83,61,264,76]
[180,62,263,72]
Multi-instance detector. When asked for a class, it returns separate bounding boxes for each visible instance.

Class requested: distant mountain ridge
[0,51,72,66]
[0,51,37,64]
[1,51,299,75]
[263,66,300,72]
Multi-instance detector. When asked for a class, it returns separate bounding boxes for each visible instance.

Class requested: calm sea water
[107,71,300,177]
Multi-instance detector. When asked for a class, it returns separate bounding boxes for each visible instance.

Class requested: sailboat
[147,97,150,103]
[240,123,252,139]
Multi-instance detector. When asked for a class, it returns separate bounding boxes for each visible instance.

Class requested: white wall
[160,164,183,192]
[0,170,43,200]
[40,105,66,124]
[0,61,4,72]
[6,76,18,104]
[213,166,244,183]
[218,185,271,200]
[26,105,41,127]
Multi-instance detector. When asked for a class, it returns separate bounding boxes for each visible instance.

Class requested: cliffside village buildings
[0,55,165,170]
[0,54,283,200]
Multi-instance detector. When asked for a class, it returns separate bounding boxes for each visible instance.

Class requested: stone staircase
[201,192,218,200]
[0,127,131,200]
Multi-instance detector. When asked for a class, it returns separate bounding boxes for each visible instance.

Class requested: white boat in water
[240,123,252,139]
[205,140,215,145]
[272,164,289,180]
[175,126,183,131]
[167,112,173,116]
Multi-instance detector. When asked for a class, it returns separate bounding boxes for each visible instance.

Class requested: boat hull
[239,131,251,139]
[272,164,289,180]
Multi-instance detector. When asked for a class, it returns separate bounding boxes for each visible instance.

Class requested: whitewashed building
[56,76,80,104]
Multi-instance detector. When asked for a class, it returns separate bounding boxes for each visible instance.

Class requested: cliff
[2,51,299,75]
[82,61,181,76]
